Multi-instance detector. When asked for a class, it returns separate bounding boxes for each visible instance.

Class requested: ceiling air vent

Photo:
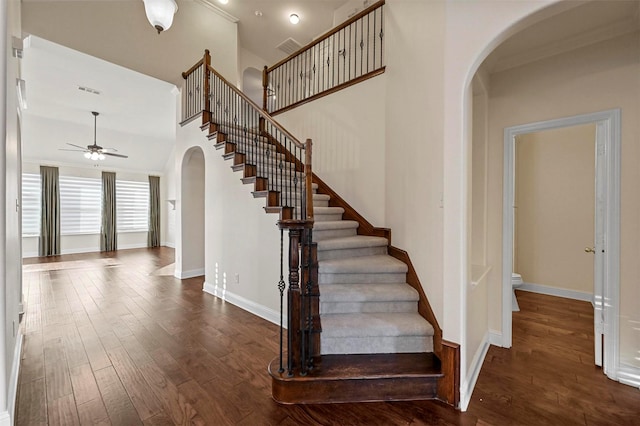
[78,86,101,95]
[276,38,303,55]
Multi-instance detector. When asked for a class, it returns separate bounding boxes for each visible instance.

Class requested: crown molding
[193,0,239,23]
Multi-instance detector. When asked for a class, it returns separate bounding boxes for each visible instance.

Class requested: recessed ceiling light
[218,0,228,4]
[255,10,263,17]
[289,13,300,24]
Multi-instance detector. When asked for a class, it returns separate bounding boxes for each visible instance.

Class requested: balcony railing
[263,0,385,115]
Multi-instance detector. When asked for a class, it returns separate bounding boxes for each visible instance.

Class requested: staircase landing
[269,353,443,404]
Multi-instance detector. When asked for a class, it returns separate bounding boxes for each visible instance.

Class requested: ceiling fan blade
[103,152,128,158]
[66,143,87,150]
[100,147,119,153]
[59,148,86,152]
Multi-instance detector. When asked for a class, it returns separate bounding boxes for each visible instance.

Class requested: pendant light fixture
[142,0,178,34]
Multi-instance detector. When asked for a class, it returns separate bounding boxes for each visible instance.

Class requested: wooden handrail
[206,64,306,150]
[182,49,210,79]
[267,0,385,73]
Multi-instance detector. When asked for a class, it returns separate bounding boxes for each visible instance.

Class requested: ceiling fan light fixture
[142,0,178,34]
[289,13,300,25]
[90,152,100,161]
[84,152,92,159]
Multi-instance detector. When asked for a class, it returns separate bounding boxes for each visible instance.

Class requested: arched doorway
[178,147,205,278]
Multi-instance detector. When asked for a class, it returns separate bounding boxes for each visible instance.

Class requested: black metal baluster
[380,6,384,68]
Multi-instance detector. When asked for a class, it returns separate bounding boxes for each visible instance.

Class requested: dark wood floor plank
[93,366,143,426]
[69,363,102,406]
[104,345,162,420]
[76,398,111,426]
[47,393,80,426]
[17,377,47,426]
[43,338,74,401]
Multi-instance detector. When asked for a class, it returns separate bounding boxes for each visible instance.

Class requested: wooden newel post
[287,228,302,376]
[262,66,269,112]
[202,50,212,125]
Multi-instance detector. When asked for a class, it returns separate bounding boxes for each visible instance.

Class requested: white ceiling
[21,36,177,173]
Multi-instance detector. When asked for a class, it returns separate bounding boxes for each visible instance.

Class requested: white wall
[487,32,640,371]
[276,75,387,226]
[175,119,286,322]
[21,162,156,257]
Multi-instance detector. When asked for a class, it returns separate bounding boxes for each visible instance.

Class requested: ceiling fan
[60,111,128,160]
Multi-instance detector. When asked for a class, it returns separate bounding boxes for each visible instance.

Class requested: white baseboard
[162,241,175,248]
[5,332,23,425]
[519,282,593,304]
[175,268,204,279]
[460,331,490,411]
[203,281,281,326]
[488,329,502,346]
[617,364,640,389]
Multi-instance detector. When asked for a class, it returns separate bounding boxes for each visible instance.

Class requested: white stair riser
[313,228,358,241]
[318,272,407,284]
[321,336,433,355]
[320,301,418,314]
[315,213,344,222]
[317,246,387,261]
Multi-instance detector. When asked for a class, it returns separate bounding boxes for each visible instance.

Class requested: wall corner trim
[460,331,491,411]
[6,332,23,425]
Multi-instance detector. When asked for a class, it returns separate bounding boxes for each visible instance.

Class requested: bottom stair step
[269,352,443,404]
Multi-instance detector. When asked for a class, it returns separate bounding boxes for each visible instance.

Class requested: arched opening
[463,0,638,410]
[179,147,205,278]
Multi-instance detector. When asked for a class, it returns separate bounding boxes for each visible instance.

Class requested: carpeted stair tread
[319,255,408,274]
[316,235,388,252]
[321,312,434,338]
[320,283,419,302]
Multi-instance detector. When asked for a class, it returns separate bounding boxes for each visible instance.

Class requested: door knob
[585,247,595,253]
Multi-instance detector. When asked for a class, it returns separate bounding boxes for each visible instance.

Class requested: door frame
[501,109,620,379]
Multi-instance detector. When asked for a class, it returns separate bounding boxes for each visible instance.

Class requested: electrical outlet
[235,273,240,284]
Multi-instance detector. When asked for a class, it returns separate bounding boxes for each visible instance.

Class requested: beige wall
[487,32,640,368]
[515,125,595,294]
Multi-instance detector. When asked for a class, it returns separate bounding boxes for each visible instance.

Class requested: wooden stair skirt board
[269,353,443,404]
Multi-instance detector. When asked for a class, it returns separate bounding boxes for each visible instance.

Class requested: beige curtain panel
[100,171,117,252]
[148,175,161,247]
[39,165,61,256]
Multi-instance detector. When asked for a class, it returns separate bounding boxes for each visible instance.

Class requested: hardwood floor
[16,248,639,425]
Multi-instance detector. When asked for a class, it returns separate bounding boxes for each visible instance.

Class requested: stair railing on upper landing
[263,0,385,115]
[181,50,320,378]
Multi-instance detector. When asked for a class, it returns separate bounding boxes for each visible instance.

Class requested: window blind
[59,176,101,235]
[21,173,41,236]
[116,179,149,232]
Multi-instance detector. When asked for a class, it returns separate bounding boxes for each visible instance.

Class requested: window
[21,173,41,236]
[116,179,149,232]
[59,176,101,235]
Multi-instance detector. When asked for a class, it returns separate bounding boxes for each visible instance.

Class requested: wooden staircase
[197,117,459,406]
[180,49,459,407]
